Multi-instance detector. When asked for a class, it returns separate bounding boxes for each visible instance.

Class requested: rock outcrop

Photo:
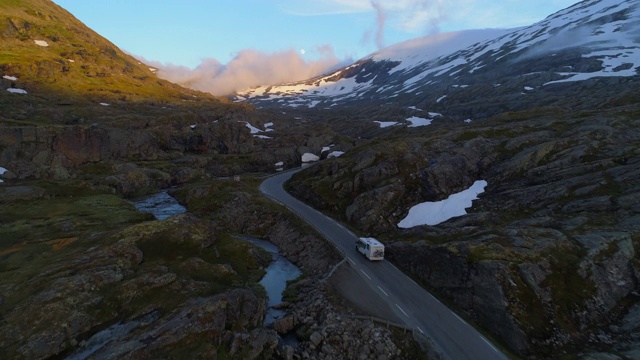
[286,112,640,357]
[0,213,277,359]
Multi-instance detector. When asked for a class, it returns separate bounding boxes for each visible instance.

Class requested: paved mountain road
[260,168,508,360]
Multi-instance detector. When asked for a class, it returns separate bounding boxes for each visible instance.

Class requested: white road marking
[417,326,424,334]
[377,286,388,296]
[481,337,499,352]
[361,269,371,280]
[396,304,409,317]
[347,257,355,265]
[453,312,465,323]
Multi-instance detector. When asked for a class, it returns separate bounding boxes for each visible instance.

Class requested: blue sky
[53,0,577,67]
[51,0,578,95]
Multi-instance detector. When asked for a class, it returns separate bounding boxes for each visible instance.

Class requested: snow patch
[398,180,487,228]
[524,86,534,91]
[406,116,432,127]
[254,134,272,139]
[327,151,345,158]
[7,88,27,94]
[0,166,7,184]
[464,119,473,123]
[34,40,49,47]
[436,95,447,103]
[301,153,319,163]
[374,121,399,128]
[99,103,110,106]
[244,122,263,134]
[3,75,17,81]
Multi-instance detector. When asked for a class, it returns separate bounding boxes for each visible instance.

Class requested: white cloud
[144,45,349,96]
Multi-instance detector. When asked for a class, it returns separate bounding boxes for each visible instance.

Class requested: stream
[236,236,302,325]
[67,191,300,358]
[129,189,186,220]
[129,190,301,325]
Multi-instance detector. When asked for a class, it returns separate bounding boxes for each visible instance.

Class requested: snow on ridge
[398,180,487,228]
[371,29,512,74]
[239,0,640,107]
[544,46,640,85]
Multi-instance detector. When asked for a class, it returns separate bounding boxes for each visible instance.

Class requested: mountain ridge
[236,0,640,117]
[0,0,225,107]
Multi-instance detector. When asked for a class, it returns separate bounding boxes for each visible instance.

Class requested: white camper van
[355,237,384,261]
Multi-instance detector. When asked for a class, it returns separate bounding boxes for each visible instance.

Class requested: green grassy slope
[0,0,224,107]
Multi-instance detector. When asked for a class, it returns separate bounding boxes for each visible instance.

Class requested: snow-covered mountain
[235,0,640,112]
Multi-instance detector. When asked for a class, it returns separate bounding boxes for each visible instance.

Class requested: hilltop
[0,0,218,106]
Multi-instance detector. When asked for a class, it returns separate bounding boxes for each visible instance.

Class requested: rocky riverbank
[173,179,429,359]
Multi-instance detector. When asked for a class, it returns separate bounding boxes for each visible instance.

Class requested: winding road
[260,168,508,360]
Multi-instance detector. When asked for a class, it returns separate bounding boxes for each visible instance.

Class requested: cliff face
[0,116,294,187]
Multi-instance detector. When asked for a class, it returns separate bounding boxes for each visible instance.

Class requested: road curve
[260,168,509,360]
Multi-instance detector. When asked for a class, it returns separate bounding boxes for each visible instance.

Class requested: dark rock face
[288,136,493,233]
[386,241,529,353]
[0,214,276,359]
[272,280,403,360]
[286,111,640,357]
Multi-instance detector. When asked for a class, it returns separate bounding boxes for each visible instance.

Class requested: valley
[1,0,639,359]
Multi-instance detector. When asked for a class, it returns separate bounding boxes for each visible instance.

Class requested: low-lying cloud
[144,45,348,96]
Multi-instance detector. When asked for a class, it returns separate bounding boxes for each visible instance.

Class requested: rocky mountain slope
[249,0,640,358]
[3,0,640,358]
[0,1,397,359]
[237,0,639,119]
[0,0,211,104]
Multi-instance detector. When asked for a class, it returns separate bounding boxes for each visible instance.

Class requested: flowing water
[129,190,301,326]
[129,190,186,220]
[237,236,302,326]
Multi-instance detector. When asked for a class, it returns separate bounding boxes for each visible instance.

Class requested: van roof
[360,237,384,247]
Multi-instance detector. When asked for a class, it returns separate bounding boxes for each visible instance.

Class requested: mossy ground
[0,178,272,342]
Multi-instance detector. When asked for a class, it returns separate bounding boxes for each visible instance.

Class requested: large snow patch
[398,180,487,228]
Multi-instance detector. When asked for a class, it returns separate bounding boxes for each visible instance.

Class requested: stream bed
[129,190,301,325]
[236,236,302,325]
[129,190,186,220]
